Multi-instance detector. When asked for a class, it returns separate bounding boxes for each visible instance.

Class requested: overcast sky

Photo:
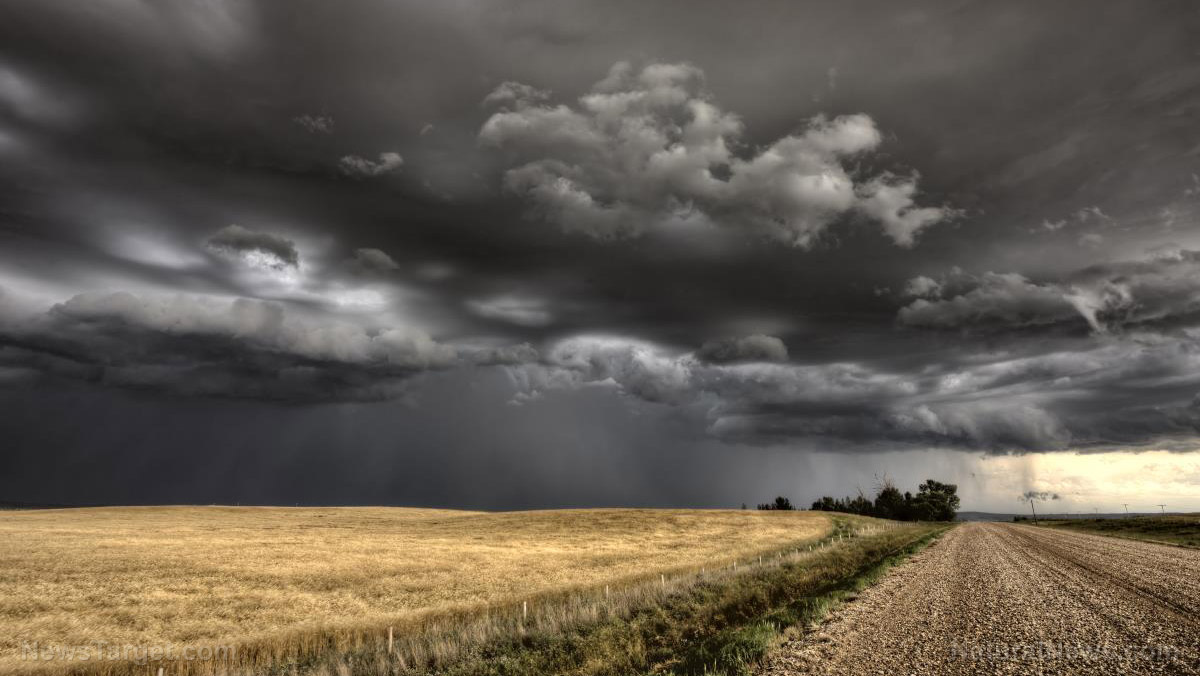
[3,0,1200,513]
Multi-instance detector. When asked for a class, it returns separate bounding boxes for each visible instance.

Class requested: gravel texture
[759,522,1200,675]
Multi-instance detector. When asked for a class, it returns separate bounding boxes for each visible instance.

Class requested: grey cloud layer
[504,329,1200,452]
[480,62,955,247]
[3,0,1200,472]
[504,248,1200,451]
[900,250,1200,334]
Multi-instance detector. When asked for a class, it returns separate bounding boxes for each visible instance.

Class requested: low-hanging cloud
[695,335,788,363]
[899,271,1077,330]
[350,247,400,273]
[903,275,943,299]
[503,330,1200,452]
[293,113,334,134]
[0,288,536,401]
[480,61,955,247]
[466,295,554,327]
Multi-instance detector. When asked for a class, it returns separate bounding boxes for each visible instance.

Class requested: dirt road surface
[760,522,1200,675]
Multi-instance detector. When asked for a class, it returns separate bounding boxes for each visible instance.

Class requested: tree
[757,496,795,511]
[847,489,873,516]
[912,479,960,521]
[874,484,906,520]
[804,477,959,521]
[811,496,838,511]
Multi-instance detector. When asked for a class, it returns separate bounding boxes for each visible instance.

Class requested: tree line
[757,477,960,521]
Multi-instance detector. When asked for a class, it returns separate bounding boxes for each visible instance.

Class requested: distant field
[0,506,830,674]
[1036,514,1200,548]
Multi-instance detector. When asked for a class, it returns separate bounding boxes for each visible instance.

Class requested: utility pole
[1029,498,1038,525]
[1123,503,1130,518]
[1157,504,1167,516]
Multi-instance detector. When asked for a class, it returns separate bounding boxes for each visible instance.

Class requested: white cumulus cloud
[338,152,404,178]
[480,61,955,247]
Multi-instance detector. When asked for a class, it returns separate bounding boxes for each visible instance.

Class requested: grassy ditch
[297,519,951,676]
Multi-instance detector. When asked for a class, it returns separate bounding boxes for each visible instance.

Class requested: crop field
[1035,514,1200,548]
[0,506,831,674]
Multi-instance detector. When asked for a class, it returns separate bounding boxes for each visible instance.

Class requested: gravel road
[760,523,1200,675]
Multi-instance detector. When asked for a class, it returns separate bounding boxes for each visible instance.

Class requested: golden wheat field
[0,506,830,674]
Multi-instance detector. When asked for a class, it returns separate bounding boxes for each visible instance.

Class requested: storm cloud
[3,0,1200,508]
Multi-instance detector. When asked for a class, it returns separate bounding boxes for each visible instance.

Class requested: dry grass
[0,506,830,675]
[300,517,940,676]
[1036,514,1200,548]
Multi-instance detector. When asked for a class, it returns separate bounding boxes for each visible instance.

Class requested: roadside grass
[295,518,951,676]
[669,521,949,676]
[1033,514,1200,548]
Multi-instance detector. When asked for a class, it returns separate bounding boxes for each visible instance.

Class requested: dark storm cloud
[2,0,1200,514]
[1021,491,1061,502]
[1,374,985,510]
